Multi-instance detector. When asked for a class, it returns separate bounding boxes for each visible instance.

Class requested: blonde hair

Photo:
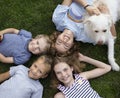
[35,34,52,54]
[35,55,53,75]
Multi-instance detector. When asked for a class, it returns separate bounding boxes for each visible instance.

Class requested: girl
[51,53,111,98]
[0,55,53,98]
[52,0,116,53]
[0,28,51,65]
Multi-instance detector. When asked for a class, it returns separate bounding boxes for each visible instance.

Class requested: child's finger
[0,35,3,42]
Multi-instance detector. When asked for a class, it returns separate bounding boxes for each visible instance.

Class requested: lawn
[0,0,120,98]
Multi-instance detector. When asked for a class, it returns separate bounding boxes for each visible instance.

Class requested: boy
[0,28,51,65]
[0,55,53,98]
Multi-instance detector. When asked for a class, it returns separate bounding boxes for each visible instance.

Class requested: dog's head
[84,14,112,45]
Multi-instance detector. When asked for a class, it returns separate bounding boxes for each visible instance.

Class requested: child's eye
[34,64,37,68]
[63,68,68,72]
[37,41,39,45]
[56,39,62,44]
[56,72,61,75]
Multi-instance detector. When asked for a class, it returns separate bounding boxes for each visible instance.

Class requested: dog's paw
[111,63,120,71]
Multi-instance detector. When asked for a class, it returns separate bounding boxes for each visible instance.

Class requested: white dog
[84,0,120,71]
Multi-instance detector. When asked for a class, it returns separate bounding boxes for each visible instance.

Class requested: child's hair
[51,51,85,88]
[35,34,52,54]
[35,54,53,75]
[50,31,80,57]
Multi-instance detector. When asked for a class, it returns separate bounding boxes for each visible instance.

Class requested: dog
[84,0,120,71]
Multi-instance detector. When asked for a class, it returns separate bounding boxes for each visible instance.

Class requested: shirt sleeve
[31,88,43,98]
[14,53,31,65]
[9,65,23,76]
[18,29,32,38]
[52,4,69,31]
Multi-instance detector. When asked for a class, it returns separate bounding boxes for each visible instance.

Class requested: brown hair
[49,31,80,57]
[50,51,85,88]
[34,34,52,54]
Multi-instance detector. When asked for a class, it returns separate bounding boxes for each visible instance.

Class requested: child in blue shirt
[0,28,51,65]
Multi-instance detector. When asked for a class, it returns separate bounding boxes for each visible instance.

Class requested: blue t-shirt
[0,29,32,64]
[0,65,43,98]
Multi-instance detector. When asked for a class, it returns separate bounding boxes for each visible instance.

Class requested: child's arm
[0,71,10,83]
[74,0,100,15]
[62,0,72,6]
[78,53,111,80]
[0,53,14,63]
[0,28,19,35]
[0,28,19,41]
[54,92,65,98]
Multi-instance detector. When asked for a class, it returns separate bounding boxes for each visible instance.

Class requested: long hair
[49,31,80,57]
[50,51,86,88]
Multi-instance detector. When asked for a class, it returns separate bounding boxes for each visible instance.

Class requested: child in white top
[0,55,53,98]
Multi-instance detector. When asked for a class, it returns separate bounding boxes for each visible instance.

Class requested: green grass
[0,0,120,98]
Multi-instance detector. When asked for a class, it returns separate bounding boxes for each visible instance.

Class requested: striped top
[57,74,101,98]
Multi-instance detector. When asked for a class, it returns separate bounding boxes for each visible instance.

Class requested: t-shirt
[0,29,32,64]
[0,65,43,98]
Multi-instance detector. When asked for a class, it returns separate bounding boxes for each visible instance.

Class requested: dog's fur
[84,0,120,71]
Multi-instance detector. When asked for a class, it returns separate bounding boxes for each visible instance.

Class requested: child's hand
[0,34,3,42]
[98,3,109,14]
[85,5,101,15]
[78,53,85,62]
[0,53,3,62]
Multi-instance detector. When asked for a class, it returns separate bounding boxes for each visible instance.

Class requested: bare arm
[78,53,111,80]
[0,53,14,64]
[0,28,19,35]
[0,71,10,83]
[54,92,65,98]
[0,28,19,41]
[74,0,100,15]
[62,0,72,6]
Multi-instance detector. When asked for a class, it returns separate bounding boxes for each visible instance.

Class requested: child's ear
[42,74,48,78]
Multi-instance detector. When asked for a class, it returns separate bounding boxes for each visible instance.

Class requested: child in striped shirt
[51,52,111,98]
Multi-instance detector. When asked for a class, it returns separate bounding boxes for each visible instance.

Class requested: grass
[0,0,120,98]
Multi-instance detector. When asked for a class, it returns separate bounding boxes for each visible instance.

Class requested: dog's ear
[83,17,94,29]
[104,14,112,27]
[83,18,91,25]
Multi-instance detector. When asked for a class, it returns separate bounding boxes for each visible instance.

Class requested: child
[52,0,116,53]
[0,55,53,98]
[0,28,51,65]
[51,53,111,98]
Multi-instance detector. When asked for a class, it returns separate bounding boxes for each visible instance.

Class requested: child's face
[54,62,74,86]
[28,37,47,54]
[55,29,74,53]
[28,59,48,79]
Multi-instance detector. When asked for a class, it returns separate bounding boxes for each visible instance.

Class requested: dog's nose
[97,40,103,45]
